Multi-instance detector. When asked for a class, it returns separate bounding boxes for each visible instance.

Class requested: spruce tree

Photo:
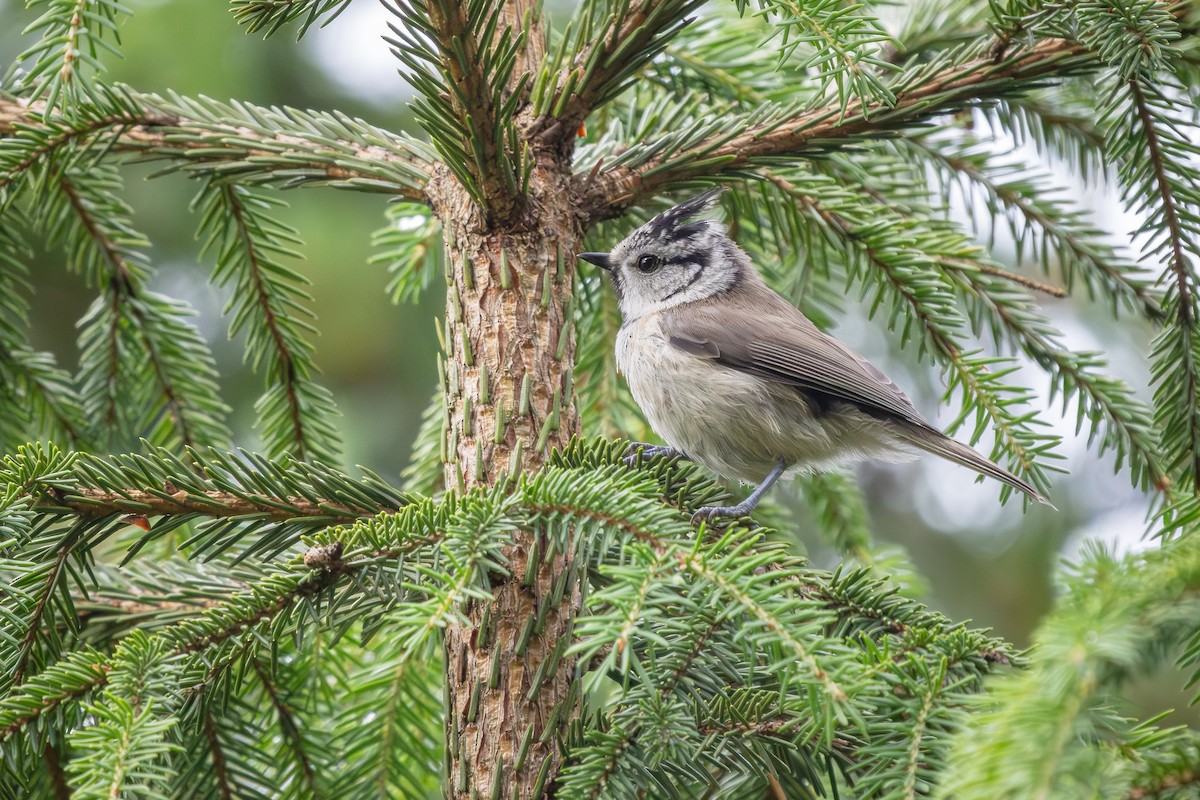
[1,0,1199,797]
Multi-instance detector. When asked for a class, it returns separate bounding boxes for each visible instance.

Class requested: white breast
[617,314,781,481]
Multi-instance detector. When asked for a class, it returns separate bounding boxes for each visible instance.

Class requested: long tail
[897,429,1056,509]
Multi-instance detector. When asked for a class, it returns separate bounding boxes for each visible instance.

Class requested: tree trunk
[429,154,583,797]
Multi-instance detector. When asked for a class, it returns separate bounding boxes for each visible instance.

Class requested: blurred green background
[2,0,444,476]
[1,0,1181,715]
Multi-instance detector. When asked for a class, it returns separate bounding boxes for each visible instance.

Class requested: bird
[577,186,1053,524]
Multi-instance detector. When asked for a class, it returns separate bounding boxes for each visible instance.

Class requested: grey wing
[663,302,931,427]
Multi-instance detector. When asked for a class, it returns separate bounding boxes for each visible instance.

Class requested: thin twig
[222,186,309,460]
[252,660,318,793]
[42,486,398,521]
[42,743,71,800]
[12,544,71,687]
[1129,78,1200,490]
[60,176,201,446]
[204,713,234,800]
[955,260,1067,298]
[1129,80,1193,326]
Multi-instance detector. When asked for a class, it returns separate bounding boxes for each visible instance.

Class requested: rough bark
[428,152,584,797]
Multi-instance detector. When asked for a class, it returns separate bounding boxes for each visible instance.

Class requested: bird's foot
[690,501,757,526]
[689,459,787,526]
[622,442,685,468]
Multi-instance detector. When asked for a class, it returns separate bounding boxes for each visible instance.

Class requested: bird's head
[578,187,752,320]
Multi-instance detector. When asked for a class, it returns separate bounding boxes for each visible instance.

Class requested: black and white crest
[643,187,727,242]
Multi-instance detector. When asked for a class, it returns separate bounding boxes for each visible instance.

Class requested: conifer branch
[42,743,71,800]
[326,646,442,797]
[534,0,703,142]
[41,486,392,522]
[0,553,356,744]
[583,35,1095,217]
[677,544,849,705]
[610,550,672,658]
[11,544,71,687]
[1130,80,1200,492]
[7,444,412,568]
[755,0,896,107]
[168,566,348,656]
[951,268,1167,489]
[11,0,128,114]
[382,0,530,214]
[763,168,1067,297]
[990,96,1108,179]
[659,41,771,105]
[968,262,1067,297]
[66,695,179,799]
[1128,770,1200,800]
[902,683,936,800]
[0,92,434,201]
[0,232,90,447]
[48,169,232,451]
[562,613,723,798]
[693,715,811,741]
[198,183,341,463]
[202,712,234,800]
[0,650,111,744]
[816,569,1018,666]
[79,592,226,618]
[1102,70,1200,493]
[940,534,1200,799]
[251,660,318,794]
[230,0,352,38]
[424,1,504,202]
[816,572,914,637]
[1130,84,1191,325]
[0,347,89,448]
[60,177,205,449]
[900,135,1162,319]
[524,499,671,551]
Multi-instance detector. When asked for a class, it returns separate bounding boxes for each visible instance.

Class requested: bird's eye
[636,254,660,274]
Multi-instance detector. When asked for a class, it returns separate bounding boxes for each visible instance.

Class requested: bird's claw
[622,443,683,468]
[690,503,753,526]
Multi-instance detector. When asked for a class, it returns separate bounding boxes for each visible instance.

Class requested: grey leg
[691,459,788,525]
[623,442,687,467]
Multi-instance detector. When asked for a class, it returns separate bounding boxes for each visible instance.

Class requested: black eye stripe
[630,250,708,273]
[663,264,705,300]
[663,250,709,270]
